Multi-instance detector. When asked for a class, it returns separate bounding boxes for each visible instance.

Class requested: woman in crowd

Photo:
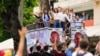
[42,9,51,27]
[65,8,70,31]
[33,12,43,28]
[62,9,70,31]
[53,8,59,28]
[69,8,75,20]
[50,11,55,27]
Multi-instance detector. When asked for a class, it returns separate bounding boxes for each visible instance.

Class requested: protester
[55,7,68,31]
[52,37,66,56]
[42,9,51,27]
[33,12,43,28]
[66,47,75,56]
[28,40,40,56]
[72,40,93,56]
[74,15,85,29]
[65,8,71,31]
[50,6,54,14]
[55,7,63,28]
[41,45,54,56]
[61,9,70,31]
[54,8,59,28]
[69,8,75,20]
[50,12,55,27]
[32,45,42,56]
[16,27,27,56]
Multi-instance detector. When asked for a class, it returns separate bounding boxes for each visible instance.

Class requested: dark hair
[43,8,48,13]
[36,45,41,51]
[80,40,89,49]
[57,44,62,51]
[44,45,49,51]
[30,47,33,52]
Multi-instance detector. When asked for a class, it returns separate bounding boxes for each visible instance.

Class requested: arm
[16,27,27,56]
[42,14,45,22]
[49,14,52,21]
[52,37,57,51]
[33,14,40,18]
[82,21,85,29]
[72,47,80,56]
[96,41,100,54]
[65,14,70,22]
[32,40,39,53]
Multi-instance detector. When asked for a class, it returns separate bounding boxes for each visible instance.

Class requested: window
[75,9,93,20]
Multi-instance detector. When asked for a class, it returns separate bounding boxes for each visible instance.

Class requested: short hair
[57,44,62,51]
[79,40,89,49]
[36,45,41,51]
[30,47,33,52]
[44,45,49,51]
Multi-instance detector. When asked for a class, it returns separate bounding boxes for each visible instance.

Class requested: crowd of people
[34,6,85,31]
[15,7,99,56]
[14,27,100,56]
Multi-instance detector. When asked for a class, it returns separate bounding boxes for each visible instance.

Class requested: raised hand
[18,27,27,38]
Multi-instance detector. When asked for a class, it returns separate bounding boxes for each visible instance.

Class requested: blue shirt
[42,14,50,21]
[66,49,72,56]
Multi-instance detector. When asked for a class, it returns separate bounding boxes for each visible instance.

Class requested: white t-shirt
[68,40,76,48]
[54,13,59,20]
[72,50,93,56]
[74,19,83,27]
[57,12,63,21]
[63,14,70,22]
[57,12,70,22]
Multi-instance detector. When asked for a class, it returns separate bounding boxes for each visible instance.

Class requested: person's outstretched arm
[53,37,57,51]
[16,27,27,56]
[82,21,85,29]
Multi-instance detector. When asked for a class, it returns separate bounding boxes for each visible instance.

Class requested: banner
[26,28,62,49]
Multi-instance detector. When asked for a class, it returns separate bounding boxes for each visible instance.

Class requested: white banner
[26,28,63,49]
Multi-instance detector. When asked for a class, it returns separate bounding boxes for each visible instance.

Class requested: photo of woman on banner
[50,31,60,44]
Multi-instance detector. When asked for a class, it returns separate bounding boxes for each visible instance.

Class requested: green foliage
[0,0,9,42]
[0,19,11,42]
[0,0,6,13]
[0,0,39,42]
[23,0,39,26]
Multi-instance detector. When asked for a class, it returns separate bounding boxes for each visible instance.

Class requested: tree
[0,0,29,55]
[23,0,39,26]
[0,0,22,54]
[0,19,11,42]
[0,0,39,56]
[40,0,50,11]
